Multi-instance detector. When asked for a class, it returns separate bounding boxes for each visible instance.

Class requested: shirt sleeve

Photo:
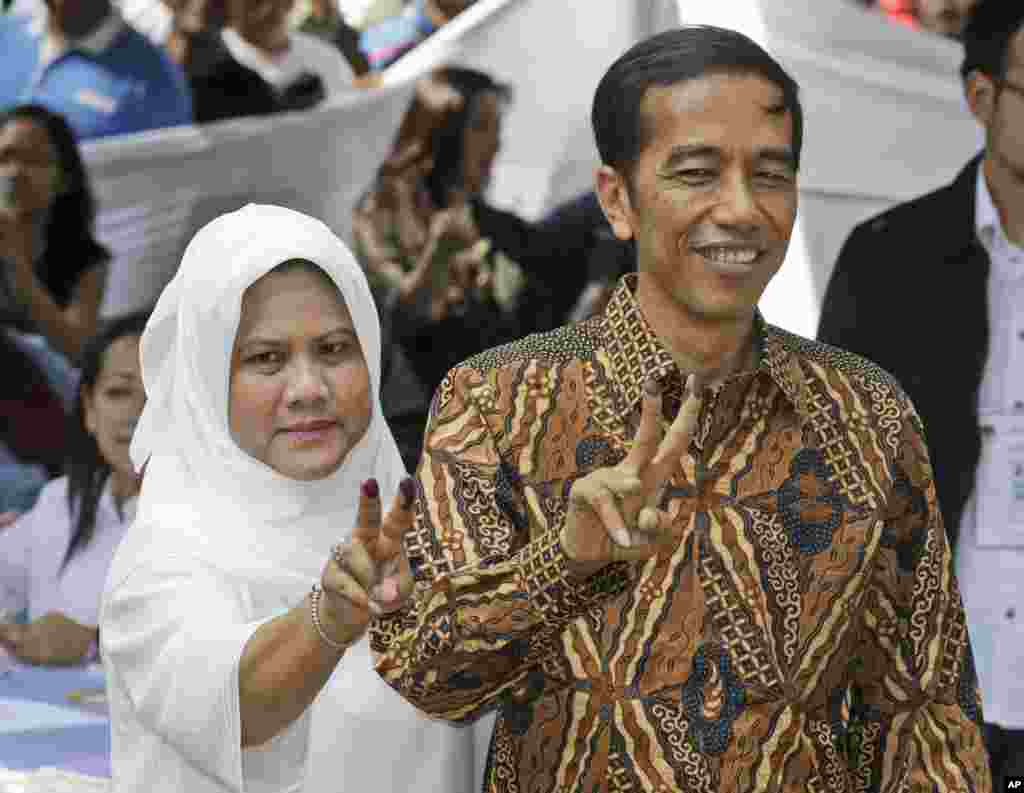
[101,557,308,792]
[845,388,991,791]
[0,507,32,618]
[370,363,632,723]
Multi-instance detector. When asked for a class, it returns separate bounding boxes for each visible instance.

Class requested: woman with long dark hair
[0,104,113,509]
[0,103,111,362]
[0,311,148,665]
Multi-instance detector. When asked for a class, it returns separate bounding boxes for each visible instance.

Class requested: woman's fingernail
[644,378,661,397]
[400,478,416,509]
[363,479,379,498]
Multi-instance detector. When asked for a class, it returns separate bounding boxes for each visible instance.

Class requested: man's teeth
[698,247,760,264]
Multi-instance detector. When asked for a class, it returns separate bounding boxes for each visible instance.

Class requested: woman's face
[459,91,502,197]
[0,118,62,215]
[83,335,146,491]
[229,266,372,481]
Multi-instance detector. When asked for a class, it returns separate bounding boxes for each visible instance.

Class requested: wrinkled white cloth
[100,205,474,793]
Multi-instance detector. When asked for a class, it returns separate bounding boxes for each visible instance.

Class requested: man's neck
[634,272,759,388]
[984,153,1024,247]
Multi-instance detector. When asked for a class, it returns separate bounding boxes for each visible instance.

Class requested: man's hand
[561,375,702,573]
[0,613,96,666]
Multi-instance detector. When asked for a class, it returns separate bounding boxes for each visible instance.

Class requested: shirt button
[1016,401,1024,412]
[1008,608,1017,620]
[1019,330,1024,341]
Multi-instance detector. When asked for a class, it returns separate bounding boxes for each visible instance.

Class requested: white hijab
[106,203,406,594]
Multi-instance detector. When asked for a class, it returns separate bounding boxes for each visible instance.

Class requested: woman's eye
[324,342,351,357]
[249,352,281,365]
[106,388,129,398]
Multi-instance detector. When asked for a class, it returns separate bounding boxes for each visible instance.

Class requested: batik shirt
[371,275,991,792]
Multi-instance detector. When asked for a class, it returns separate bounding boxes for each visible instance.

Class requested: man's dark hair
[591,26,803,189]
[960,0,1024,82]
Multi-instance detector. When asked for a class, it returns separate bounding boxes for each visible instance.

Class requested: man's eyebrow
[660,144,796,170]
[755,147,797,169]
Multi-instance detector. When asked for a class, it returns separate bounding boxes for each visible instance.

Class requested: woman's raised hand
[319,478,416,643]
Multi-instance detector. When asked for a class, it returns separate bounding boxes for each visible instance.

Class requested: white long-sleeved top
[0,475,135,625]
[956,166,1024,729]
[101,556,475,793]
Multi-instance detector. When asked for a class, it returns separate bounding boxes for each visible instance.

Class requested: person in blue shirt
[0,0,192,141]
[359,0,474,72]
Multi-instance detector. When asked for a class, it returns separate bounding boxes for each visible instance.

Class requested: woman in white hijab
[99,204,474,792]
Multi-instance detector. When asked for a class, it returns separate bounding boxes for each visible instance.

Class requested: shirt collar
[598,274,809,421]
[975,163,1024,279]
[32,8,124,68]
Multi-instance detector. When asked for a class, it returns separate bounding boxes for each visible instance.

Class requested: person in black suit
[818,0,1024,782]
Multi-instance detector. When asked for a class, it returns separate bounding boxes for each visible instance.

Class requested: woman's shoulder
[13,475,72,541]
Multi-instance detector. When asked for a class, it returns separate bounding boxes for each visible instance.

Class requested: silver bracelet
[309,583,356,652]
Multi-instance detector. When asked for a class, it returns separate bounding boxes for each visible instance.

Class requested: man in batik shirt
[371,25,991,793]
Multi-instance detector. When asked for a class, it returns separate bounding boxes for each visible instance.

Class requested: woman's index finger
[353,479,382,543]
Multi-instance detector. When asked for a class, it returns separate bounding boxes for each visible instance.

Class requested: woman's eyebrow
[239,327,357,349]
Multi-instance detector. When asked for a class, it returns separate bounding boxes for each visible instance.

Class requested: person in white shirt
[99,205,474,792]
[221,0,353,104]
[0,310,148,665]
[819,0,1024,783]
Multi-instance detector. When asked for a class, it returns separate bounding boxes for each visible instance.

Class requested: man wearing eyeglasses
[819,0,1024,783]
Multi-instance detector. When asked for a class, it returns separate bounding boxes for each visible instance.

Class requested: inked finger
[624,378,665,471]
[353,478,382,544]
[377,478,416,560]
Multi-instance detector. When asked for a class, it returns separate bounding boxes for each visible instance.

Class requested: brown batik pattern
[370,275,991,793]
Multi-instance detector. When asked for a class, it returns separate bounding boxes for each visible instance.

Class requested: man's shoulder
[770,324,905,398]
[458,318,601,376]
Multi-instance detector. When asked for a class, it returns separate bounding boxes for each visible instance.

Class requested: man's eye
[756,170,792,183]
[249,352,282,365]
[676,169,716,181]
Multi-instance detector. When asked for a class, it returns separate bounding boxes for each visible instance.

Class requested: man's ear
[965,69,998,128]
[595,165,636,242]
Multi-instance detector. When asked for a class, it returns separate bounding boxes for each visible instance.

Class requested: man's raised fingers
[624,379,665,470]
[651,374,703,476]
